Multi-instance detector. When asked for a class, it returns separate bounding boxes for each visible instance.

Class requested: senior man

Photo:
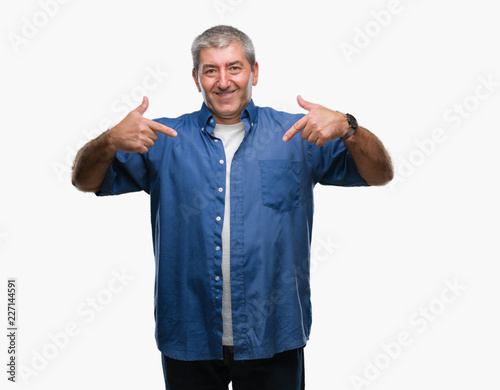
[72,25,393,390]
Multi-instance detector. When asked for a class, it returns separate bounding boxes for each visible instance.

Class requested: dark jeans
[161,347,305,390]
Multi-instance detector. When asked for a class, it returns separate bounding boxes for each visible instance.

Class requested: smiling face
[192,42,259,124]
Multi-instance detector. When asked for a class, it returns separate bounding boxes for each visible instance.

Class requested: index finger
[147,119,178,138]
[282,115,307,142]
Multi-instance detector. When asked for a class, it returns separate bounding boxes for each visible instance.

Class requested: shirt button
[219,159,224,164]
[214,139,219,142]
[216,216,221,221]
[215,246,221,251]
[210,119,214,123]
[201,127,204,131]
[218,187,223,192]
[215,276,220,282]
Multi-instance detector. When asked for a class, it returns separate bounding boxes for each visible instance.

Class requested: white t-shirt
[211,122,245,346]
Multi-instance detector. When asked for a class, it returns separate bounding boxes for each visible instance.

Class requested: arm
[342,126,394,186]
[71,130,117,193]
[282,95,393,186]
[72,97,177,193]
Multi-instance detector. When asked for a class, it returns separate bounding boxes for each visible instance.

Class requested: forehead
[199,42,248,67]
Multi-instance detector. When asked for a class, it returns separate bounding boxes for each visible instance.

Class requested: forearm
[343,126,394,186]
[71,131,117,193]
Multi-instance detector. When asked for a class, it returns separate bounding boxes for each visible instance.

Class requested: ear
[192,69,202,92]
[252,61,259,86]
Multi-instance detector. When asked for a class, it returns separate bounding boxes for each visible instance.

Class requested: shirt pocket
[259,160,302,212]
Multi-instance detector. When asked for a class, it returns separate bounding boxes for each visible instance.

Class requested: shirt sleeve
[96,151,151,196]
[309,138,368,187]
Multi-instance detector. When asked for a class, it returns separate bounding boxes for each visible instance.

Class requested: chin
[216,104,239,115]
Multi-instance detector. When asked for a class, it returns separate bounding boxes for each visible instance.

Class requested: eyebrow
[201,61,245,71]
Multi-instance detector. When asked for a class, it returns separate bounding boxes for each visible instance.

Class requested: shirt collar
[198,99,258,131]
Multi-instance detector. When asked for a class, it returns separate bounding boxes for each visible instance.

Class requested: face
[193,42,259,125]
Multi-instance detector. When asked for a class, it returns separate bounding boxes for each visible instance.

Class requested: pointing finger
[283,115,308,142]
[146,119,178,138]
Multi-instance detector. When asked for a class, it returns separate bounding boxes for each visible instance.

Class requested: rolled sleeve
[97,151,150,196]
[310,139,368,187]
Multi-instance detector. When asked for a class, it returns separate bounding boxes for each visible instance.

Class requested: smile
[215,91,236,97]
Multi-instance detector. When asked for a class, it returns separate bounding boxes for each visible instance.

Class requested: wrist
[341,113,358,140]
[99,129,120,160]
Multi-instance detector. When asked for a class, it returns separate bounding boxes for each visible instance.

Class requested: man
[72,25,393,389]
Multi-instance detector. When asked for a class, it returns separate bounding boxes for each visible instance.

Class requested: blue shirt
[98,100,367,361]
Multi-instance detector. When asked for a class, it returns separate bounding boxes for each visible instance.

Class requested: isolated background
[1,0,499,389]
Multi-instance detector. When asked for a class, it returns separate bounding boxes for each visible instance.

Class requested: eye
[229,66,241,74]
[204,69,217,76]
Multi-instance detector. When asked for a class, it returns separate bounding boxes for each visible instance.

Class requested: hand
[282,95,349,147]
[107,96,177,154]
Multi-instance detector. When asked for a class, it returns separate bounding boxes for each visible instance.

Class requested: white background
[1,0,499,389]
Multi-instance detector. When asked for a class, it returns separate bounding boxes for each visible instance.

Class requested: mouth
[214,90,237,98]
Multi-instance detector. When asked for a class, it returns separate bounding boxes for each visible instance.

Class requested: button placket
[212,129,226,307]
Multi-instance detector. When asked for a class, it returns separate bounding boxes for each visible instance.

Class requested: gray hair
[191,25,256,75]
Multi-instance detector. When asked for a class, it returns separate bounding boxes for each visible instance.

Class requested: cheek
[199,77,214,93]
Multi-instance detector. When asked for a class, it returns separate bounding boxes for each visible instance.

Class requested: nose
[217,70,231,90]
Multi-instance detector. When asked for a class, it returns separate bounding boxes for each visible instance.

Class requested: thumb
[297,95,317,112]
[136,96,149,116]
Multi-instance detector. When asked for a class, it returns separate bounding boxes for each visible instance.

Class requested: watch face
[347,113,358,128]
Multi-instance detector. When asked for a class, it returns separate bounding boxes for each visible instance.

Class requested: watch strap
[341,113,358,140]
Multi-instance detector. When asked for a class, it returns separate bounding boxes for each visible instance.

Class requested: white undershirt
[211,121,245,346]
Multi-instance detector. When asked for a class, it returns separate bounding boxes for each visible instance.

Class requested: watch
[341,113,358,140]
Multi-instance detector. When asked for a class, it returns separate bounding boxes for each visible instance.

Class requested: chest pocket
[259,160,302,212]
